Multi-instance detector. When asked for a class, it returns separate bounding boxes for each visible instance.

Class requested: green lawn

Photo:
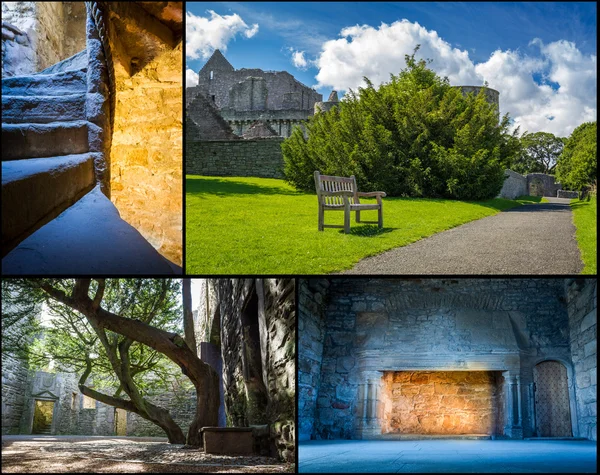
[570,196,597,274]
[186,176,545,274]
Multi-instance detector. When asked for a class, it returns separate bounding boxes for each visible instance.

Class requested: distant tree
[1,279,219,446]
[556,122,597,192]
[282,46,520,200]
[514,131,564,174]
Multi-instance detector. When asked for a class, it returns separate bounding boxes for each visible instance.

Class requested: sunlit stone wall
[380,371,501,435]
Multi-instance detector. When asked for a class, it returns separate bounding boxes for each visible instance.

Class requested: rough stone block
[202,427,254,455]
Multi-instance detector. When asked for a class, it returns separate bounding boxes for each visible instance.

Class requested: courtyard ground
[186,175,543,274]
[345,197,583,274]
[1,436,293,473]
[298,439,597,473]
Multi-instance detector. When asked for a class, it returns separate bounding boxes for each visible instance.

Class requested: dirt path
[344,197,582,274]
[1,436,293,473]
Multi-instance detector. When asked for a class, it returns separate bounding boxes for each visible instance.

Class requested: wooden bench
[314,171,386,233]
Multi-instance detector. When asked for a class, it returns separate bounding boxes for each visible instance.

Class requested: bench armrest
[319,190,354,196]
[357,191,387,198]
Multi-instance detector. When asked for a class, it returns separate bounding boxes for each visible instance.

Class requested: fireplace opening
[380,371,504,436]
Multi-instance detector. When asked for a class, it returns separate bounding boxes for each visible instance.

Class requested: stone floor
[299,439,597,473]
[2,436,293,473]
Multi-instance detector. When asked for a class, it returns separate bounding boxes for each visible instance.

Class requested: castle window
[210,70,214,80]
[71,392,77,410]
[82,394,96,409]
[212,95,216,102]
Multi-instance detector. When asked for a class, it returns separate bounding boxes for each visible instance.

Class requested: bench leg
[344,200,351,234]
[356,210,361,223]
[318,206,324,231]
[378,205,383,228]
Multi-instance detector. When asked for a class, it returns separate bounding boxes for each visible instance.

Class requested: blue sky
[186,2,597,136]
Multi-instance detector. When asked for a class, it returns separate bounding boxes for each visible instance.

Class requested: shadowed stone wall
[566,278,597,441]
[1,354,30,434]
[499,170,527,199]
[298,278,592,441]
[195,279,296,461]
[186,139,284,178]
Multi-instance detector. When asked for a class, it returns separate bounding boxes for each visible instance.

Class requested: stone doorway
[115,408,127,436]
[32,400,54,434]
[529,178,544,196]
[533,361,572,437]
[380,371,502,436]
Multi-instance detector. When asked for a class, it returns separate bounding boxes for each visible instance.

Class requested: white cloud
[290,49,308,69]
[313,20,596,136]
[186,10,259,60]
[186,68,199,88]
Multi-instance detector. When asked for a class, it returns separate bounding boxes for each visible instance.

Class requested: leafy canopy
[556,121,597,192]
[513,131,565,175]
[282,46,520,200]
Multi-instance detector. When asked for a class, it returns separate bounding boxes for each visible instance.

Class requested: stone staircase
[1,53,180,274]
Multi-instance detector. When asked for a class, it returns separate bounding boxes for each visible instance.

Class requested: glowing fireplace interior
[380,371,505,436]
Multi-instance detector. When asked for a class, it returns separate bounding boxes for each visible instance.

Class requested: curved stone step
[1,69,86,96]
[2,153,96,248]
[39,50,88,74]
[2,121,89,160]
[2,186,182,275]
[2,93,86,123]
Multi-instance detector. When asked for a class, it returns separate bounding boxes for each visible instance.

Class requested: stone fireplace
[379,371,504,436]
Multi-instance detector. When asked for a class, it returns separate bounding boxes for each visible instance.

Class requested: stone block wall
[557,190,579,199]
[195,279,296,461]
[298,279,330,441]
[109,36,183,266]
[527,173,562,197]
[127,389,196,437]
[499,169,527,199]
[566,278,597,441]
[380,371,500,435]
[186,138,285,178]
[1,354,30,434]
[299,278,573,440]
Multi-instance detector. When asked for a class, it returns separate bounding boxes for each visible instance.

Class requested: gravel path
[2,436,293,473]
[344,197,583,274]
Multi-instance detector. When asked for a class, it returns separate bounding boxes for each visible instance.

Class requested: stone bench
[201,427,254,455]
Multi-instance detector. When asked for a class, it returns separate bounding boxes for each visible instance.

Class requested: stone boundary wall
[186,138,285,179]
[1,354,30,434]
[566,279,597,441]
[127,389,196,437]
[558,190,579,199]
[499,169,527,199]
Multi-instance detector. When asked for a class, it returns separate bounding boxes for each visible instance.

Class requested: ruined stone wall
[186,93,240,141]
[186,139,284,178]
[566,278,597,441]
[127,389,196,437]
[298,279,330,441]
[1,354,30,434]
[527,173,562,197]
[499,169,527,199]
[1,2,86,74]
[197,279,296,461]
[109,37,182,266]
[380,371,500,435]
[300,278,571,440]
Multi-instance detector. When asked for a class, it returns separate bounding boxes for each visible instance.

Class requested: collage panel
[2,1,183,274]
[1,277,296,472]
[298,277,597,473]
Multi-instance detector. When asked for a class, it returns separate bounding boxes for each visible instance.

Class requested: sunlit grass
[571,196,597,274]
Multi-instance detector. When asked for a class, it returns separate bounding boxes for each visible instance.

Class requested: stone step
[2,153,96,249]
[2,186,182,275]
[2,121,89,161]
[39,50,88,74]
[2,93,86,124]
[1,69,87,96]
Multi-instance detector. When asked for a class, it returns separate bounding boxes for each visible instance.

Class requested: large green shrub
[556,121,597,192]
[282,49,519,200]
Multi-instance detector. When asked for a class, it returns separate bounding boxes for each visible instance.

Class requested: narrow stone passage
[344,197,583,274]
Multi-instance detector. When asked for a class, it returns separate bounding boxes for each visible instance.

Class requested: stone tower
[453,86,500,112]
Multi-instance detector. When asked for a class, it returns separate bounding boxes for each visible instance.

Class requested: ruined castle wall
[298,279,330,441]
[127,389,196,437]
[109,38,183,266]
[198,279,296,461]
[300,278,570,440]
[499,169,527,199]
[566,279,597,441]
[186,138,284,178]
[527,173,562,197]
[1,354,30,434]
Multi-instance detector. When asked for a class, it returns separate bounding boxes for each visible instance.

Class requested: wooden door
[534,361,572,437]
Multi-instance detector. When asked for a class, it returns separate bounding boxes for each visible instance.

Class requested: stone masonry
[566,278,597,441]
[298,278,597,441]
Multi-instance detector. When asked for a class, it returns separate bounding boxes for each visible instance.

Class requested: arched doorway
[533,361,572,437]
